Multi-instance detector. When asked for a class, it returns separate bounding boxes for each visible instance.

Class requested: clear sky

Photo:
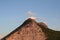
[0,0,60,37]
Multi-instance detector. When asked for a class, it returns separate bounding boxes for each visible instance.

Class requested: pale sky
[0,0,60,37]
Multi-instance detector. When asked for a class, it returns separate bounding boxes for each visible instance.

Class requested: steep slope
[1,18,60,40]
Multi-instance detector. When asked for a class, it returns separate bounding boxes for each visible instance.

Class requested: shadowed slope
[38,22,60,40]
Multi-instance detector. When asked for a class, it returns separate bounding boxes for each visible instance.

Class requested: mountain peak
[21,18,37,26]
[26,18,36,22]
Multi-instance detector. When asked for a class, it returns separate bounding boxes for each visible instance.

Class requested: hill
[1,18,60,40]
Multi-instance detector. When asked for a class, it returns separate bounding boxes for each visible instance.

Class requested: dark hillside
[38,22,60,40]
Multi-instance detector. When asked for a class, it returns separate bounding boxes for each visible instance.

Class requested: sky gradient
[0,0,60,37]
